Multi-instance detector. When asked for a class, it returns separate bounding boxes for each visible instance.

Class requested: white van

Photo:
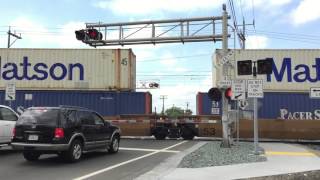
[0,105,19,147]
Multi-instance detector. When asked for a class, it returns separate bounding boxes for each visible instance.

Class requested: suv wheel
[23,151,41,161]
[63,139,83,162]
[108,136,119,153]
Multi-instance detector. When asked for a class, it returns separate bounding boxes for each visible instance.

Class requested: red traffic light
[225,88,232,100]
[88,29,103,40]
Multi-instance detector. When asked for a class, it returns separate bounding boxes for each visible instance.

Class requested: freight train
[1,48,319,141]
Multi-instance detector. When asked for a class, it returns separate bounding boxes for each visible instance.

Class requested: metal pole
[221,3,230,148]
[253,62,259,155]
[243,19,245,49]
[7,27,11,48]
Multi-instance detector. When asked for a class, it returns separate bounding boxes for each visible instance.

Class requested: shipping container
[196,92,320,120]
[0,90,151,116]
[0,48,136,91]
[196,92,320,140]
[214,49,320,92]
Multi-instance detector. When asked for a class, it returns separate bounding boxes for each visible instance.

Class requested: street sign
[231,79,246,100]
[247,79,263,98]
[310,87,320,99]
[5,82,16,101]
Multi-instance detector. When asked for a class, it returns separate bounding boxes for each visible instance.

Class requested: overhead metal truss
[83,16,230,47]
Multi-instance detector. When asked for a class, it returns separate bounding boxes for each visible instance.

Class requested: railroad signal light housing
[237,60,252,75]
[224,87,232,101]
[208,88,222,102]
[75,29,103,41]
[88,29,103,40]
[75,30,87,41]
[257,58,273,74]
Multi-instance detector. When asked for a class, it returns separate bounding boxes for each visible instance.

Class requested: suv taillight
[12,127,16,138]
[54,128,64,138]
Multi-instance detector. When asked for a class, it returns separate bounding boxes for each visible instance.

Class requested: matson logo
[267,58,320,83]
[0,56,84,81]
[280,109,320,120]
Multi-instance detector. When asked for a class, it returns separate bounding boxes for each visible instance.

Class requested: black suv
[11,106,121,162]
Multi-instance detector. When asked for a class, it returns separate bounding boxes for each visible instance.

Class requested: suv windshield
[17,109,59,126]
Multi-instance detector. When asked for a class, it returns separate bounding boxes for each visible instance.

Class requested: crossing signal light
[75,29,103,41]
[88,29,103,40]
[237,60,252,75]
[208,88,222,102]
[257,58,273,74]
[225,88,232,100]
[75,30,87,41]
[149,82,159,88]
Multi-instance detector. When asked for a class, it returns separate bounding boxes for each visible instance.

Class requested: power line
[137,53,211,62]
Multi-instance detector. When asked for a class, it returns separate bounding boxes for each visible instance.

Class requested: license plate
[28,135,39,141]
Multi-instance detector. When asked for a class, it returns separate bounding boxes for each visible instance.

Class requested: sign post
[247,79,263,155]
[5,82,16,107]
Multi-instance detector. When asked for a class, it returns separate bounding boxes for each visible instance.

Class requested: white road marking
[73,141,187,180]
[120,147,180,153]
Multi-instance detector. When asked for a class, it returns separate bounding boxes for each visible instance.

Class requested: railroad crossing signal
[75,29,103,41]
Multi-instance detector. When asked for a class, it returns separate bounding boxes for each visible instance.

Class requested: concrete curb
[135,141,207,180]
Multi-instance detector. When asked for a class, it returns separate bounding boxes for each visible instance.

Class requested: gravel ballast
[179,141,267,168]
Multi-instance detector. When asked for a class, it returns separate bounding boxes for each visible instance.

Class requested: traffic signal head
[208,88,222,101]
[224,87,232,100]
[237,60,252,75]
[88,29,103,40]
[257,58,273,74]
[75,30,87,41]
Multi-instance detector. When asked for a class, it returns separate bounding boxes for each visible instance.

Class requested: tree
[165,106,184,119]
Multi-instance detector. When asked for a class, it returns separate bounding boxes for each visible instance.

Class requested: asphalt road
[0,139,197,180]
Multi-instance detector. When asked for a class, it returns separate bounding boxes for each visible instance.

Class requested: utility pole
[186,102,189,115]
[7,26,22,48]
[160,95,167,115]
[221,3,231,148]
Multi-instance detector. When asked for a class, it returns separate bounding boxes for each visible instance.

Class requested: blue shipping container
[197,92,320,120]
[0,90,152,116]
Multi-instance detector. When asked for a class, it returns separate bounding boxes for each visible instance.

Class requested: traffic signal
[88,29,103,40]
[75,30,87,41]
[257,58,273,74]
[208,88,222,101]
[237,60,252,75]
[75,29,103,41]
[149,82,159,88]
[224,87,232,101]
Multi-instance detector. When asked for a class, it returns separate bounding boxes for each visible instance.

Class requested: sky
[0,0,320,114]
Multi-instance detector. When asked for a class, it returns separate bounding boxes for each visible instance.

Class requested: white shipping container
[214,49,320,92]
[0,48,136,91]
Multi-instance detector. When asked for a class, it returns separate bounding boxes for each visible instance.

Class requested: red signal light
[225,88,232,100]
[88,29,103,40]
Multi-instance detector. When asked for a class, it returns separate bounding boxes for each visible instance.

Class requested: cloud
[242,0,291,10]
[245,35,268,49]
[290,0,320,25]
[5,17,87,48]
[94,0,224,15]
